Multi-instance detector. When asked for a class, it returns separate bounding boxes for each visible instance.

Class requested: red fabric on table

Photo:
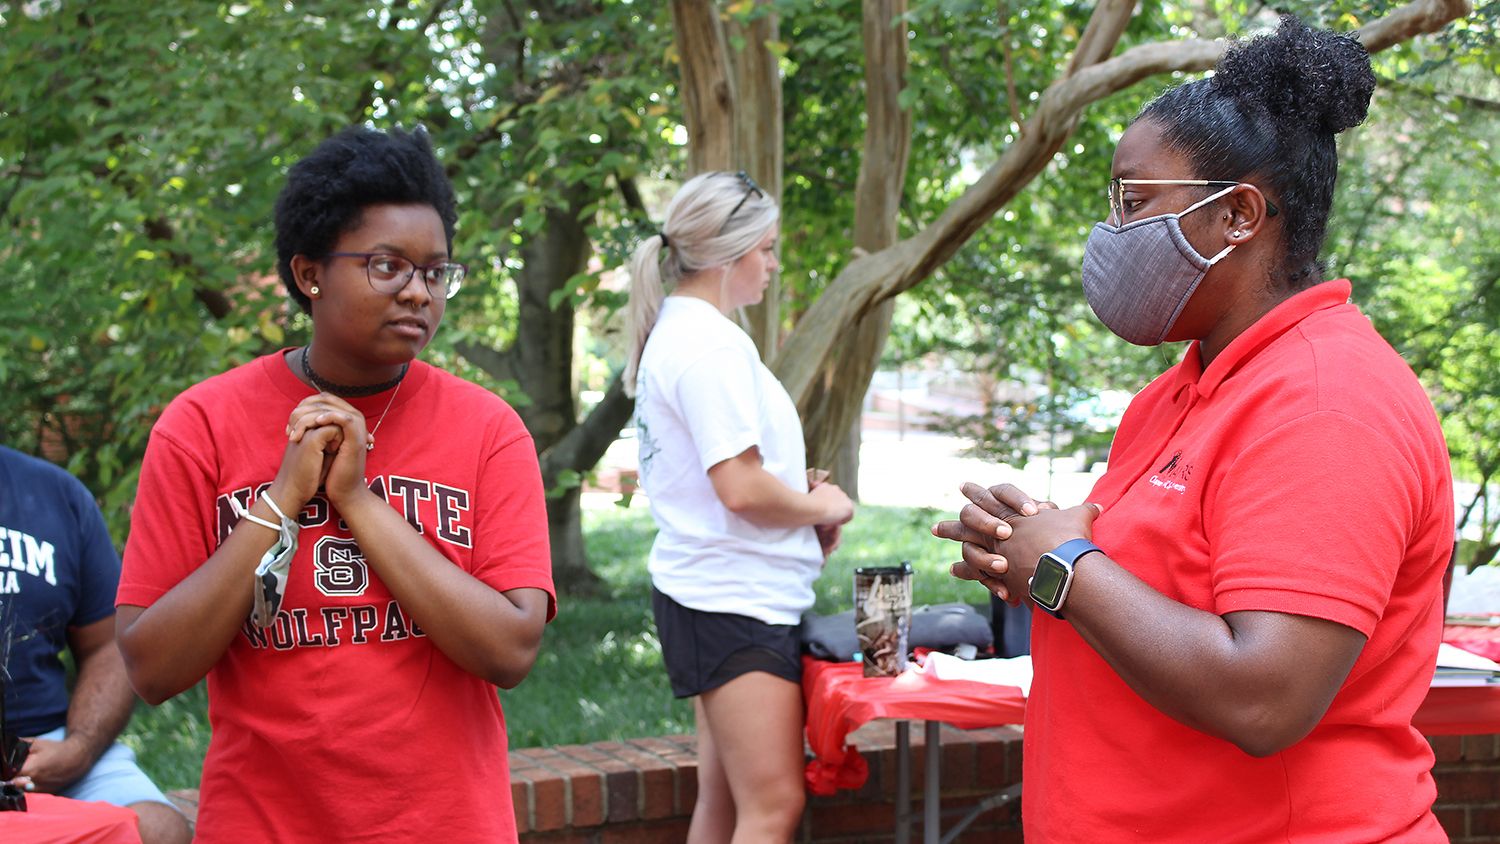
[0,794,141,843]
[1443,623,1500,662]
[1414,685,1500,735]
[801,657,1026,796]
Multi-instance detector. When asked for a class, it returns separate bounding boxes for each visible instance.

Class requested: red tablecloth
[1414,685,1500,735]
[801,656,1025,795]
[803,654,1500,796]
[1444,623,1500,662]
[0,794,141,843]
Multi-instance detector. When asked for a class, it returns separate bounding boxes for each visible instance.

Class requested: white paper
[916,652,1034,697]
[1436,642,1500,672]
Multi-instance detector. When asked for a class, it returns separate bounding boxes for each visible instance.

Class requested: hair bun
[1212,14,1376,135]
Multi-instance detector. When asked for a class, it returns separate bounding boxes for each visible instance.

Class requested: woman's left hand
[286,393,371,505]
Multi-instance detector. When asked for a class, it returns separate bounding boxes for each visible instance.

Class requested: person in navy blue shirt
[0,445,188,842]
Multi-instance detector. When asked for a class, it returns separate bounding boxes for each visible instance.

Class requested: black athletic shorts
[651,586,803,699]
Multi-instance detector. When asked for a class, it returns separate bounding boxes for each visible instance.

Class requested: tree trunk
[728,3,785,363]
[798,0,912,495]
[672,0,735,175]
[774,0,1468,421]
[513,183,604,595]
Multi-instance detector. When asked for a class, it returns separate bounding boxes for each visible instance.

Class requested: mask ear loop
[1180,183,1242,267]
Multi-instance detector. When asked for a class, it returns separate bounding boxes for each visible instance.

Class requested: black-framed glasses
[725,170,765,222]
[324,252,467,299]
[1107,178,1279,225]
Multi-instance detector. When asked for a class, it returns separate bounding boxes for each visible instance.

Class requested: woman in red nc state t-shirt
[116,126,555,843]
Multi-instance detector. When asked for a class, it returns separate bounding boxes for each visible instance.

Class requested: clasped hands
[932,482,1101,605]
[271,393,375,509]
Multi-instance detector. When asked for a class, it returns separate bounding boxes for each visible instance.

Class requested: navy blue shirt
[0,446,120,736]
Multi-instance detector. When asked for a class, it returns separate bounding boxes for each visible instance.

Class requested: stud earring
[310,285,320,296]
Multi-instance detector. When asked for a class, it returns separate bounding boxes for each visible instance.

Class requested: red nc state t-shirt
[1025,281,1453,843]
[119,353,555,843]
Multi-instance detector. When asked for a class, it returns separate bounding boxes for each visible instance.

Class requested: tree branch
[539,372,635,477]
[142,217,231,320]
[617,173,648,217]
[998,0,1022,128]
[457,338,519,385]
[771,0,1471,409]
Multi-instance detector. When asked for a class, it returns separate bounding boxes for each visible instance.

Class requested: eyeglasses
[1107,178,1279,225]
[725,170,765,223]
[324,252,467,299]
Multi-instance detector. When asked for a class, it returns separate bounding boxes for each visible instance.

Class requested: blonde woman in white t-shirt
[625,171,855,843]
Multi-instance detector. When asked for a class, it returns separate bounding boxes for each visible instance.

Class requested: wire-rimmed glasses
[325,252,467,299]
[1107,178,1279,225]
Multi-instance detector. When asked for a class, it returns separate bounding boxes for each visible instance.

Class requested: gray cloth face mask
[1081,185,1236,346]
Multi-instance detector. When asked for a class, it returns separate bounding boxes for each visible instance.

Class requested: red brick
[628,735,698,813]
[559,747,639,824]
[518,832,594,844]
[567,749,633,821]
[938,724,978,791]
[555,743,613,764]
[855,744,885,801]
[530,769,569,832]
[970,727,1022,790]
[1433,806,1467,838]
[599,819,691,843]
[867,741,900,799]
[510,773,533,834]
[598,742,677,820]
[627,735,692,763]
[1464,734,1500,761]
[808,800,897,836]
[953,826,1024,844]
[1436,768,1500,801]
[1004,726,1025,780]
[1471,805,1500,835]
[1431,735,1467,763]
[569,768,606,828]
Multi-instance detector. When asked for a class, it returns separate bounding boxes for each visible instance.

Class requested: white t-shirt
[635,296,824,625]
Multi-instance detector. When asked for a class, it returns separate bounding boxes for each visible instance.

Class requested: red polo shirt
[1025,280,1453,842]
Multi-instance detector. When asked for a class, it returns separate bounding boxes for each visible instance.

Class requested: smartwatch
[1028,538,1103,620]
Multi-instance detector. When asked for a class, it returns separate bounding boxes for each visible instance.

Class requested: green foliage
[3,0,1495,568]
[0,1,677,542]
[1323,18,1500,568]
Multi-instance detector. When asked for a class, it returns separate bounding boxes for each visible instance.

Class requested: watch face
[1031,554,1068,608]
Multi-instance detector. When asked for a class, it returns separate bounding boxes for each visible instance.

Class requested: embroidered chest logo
[1148,450,1194,495]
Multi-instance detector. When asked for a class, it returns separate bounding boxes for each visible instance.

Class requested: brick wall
[164,728,1498,841]
[512,722,1023,844]
[1432,733,1500,841]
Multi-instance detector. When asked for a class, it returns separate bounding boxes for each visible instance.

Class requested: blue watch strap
[1052,538,1103,566]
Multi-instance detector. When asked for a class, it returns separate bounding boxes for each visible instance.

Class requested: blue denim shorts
[36,727,175,808]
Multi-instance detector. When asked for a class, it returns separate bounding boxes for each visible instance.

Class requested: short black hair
[1138,15,1375,289]
[273,126,458,313]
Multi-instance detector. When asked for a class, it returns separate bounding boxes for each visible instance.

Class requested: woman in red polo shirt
[937,17,1453,842]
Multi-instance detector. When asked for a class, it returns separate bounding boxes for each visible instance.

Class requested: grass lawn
[120,503,981,790]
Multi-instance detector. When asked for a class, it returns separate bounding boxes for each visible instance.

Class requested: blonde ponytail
[624,234,669,397]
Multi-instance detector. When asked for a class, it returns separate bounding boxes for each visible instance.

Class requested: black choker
[300,347,409,397]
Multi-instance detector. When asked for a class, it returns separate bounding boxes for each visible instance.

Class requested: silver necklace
[365,377,404,452]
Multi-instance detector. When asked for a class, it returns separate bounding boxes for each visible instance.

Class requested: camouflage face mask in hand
[230,494,300,629]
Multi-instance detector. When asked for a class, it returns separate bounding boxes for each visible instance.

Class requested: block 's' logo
[313,537,369,597]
